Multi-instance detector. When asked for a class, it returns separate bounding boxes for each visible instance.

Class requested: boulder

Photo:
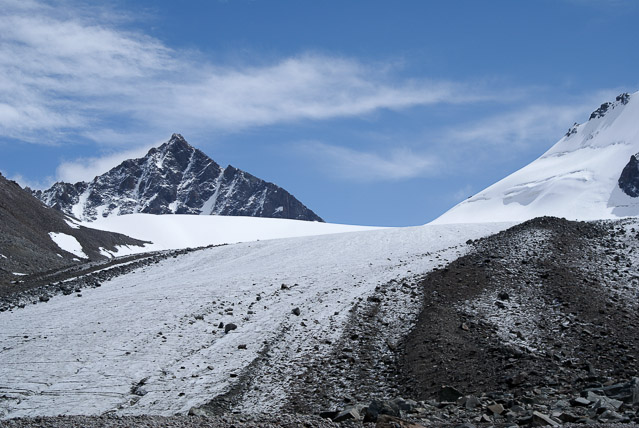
[532,411,560,427]
[439,385,464,402]
[488,403,505,415]
[333,406,360,422]
[364,399,400,422]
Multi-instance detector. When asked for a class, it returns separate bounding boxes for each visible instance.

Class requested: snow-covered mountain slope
[434,92,639,224]
[35,134,323,222]
[85,214,381,251]
[0,221,509,419]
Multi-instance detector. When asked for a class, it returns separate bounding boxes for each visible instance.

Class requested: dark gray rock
[531,410,559,426]
[364,399,400,422]
[332,406,360,422]
[570,396,591,407]
[602,377,639,404]
[318,410,339,420]
[590,93,630,120]
[462,396,480,410]
[487,403,505,415]
[498,291,510,300]
[593,395,623,411]
[618,155,639,197]
[438,385,464,402]
[224,323,237,334]
[391,397,417,412]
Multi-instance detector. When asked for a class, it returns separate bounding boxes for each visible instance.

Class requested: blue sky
[1,0,638,226]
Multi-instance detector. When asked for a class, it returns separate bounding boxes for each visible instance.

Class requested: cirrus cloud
[0,0,495,147]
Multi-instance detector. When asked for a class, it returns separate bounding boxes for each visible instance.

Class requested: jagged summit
[589,92,630,121]
[154,133,191,155]
[434,91,639,224]
[35,134,323,222]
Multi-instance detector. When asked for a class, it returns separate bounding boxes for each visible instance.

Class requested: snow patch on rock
[48,232,88,259]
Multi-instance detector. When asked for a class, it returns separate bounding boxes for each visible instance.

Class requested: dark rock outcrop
[589,92,631,120]
[618,154,639,197]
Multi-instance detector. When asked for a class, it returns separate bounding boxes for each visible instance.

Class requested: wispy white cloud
[0,0,494,147]
[55,145,154,184]
[444,90,622,150]
[300,142,437,182]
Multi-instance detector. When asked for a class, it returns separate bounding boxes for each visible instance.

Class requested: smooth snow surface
[86,214,381,251]
[0,222,509,418]
[48,232,88,259]
[434,91,639,224]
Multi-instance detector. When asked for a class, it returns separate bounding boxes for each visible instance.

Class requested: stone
[570,397,591,407]
[133,387,147,396]
[188,406,208,416]
[618,155,639,197]
[333,406,360,422]
[319,410,339,420]
[598,410,623,421]
[593,396,623,411]
[439,385,464,402]
[364,399,400,422]
[532,411,559,427]
[391,397,418,412]
[558,412,579,423]
[224,323,237,333]
[292,307,301,316]
[602,377,639,404]
[488,403,505,415]
[510,404,525,415]
[464,395,481,410]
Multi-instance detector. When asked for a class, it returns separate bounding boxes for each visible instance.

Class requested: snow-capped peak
[434,91,639,224]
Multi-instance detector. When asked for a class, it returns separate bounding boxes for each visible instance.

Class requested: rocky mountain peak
[35,134,323,222]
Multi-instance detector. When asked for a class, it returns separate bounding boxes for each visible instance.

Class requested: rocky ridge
[0,172,147,287]
[34,134,323,222]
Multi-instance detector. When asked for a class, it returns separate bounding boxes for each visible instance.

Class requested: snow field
[85,214,381,251]
[0,222,510,418]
